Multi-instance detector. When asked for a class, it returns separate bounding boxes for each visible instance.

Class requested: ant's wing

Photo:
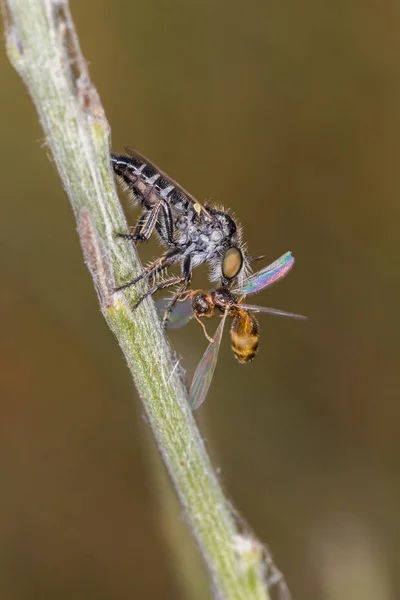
[239,302,307,320]
[189,310,228,410]
[125,146,201,207]
[156,297,194,329]
[234,251,294,297]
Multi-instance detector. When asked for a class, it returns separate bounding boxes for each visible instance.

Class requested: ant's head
[192,292,214,318]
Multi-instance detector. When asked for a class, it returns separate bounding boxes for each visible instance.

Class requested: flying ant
[161,251,306,409]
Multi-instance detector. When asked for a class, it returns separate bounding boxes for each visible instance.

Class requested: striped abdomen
[111,152,191,213]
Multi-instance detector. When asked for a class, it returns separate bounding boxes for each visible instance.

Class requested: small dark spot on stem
[79,209,115,307]
[1,1,23,54]
[77,74,106,121]
[52,2,83,89]
[51,1,105,120]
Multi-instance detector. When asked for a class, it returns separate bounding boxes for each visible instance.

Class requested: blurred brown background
[1,1,399,598]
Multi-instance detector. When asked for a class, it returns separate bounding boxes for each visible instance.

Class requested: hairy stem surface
[1,1,288,598]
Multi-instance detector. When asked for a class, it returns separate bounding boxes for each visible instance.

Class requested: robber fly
[111,146,251,319]
[162,251,306,409]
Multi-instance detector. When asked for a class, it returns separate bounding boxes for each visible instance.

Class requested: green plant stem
[1,1,285,598]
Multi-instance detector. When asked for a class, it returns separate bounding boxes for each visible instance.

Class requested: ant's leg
[162,256,192,326]
[116,204,161,244]
[194,314,214,343]
[114,247,180,292]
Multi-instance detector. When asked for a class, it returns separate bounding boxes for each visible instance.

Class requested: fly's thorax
[230,309,259,363]
[182,212,230,255]
[207,208,238,239]
[175,206,239,260]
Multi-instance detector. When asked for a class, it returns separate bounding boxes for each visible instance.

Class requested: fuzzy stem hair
[1,1,289,598]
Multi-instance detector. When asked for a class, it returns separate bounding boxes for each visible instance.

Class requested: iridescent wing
[234,251,294,297]
[156,296,194,329]
[238,302,307,320]
[189,310,228,410]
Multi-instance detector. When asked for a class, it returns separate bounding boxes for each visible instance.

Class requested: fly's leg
[160,202,175,246]
[114,247,181,293]
[114,257,163,292]
[162,256,192,326]
[132,275,186,310]
[116,199,175,248]
[141,180,176,247]
[116,203,161,244]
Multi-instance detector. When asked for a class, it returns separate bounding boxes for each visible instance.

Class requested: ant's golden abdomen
[230,309,259,363]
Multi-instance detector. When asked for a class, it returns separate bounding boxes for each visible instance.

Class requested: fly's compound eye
[222,247,243,280]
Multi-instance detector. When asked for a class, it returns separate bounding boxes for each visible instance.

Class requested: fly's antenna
[248,254,267,263]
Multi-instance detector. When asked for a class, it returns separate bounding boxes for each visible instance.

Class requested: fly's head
[208,209,249,289]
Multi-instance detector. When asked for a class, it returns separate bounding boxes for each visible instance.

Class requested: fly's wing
[156,297,194,329]
[125,146,201,207]
[238,302,307,320]
[234,251,294,297]
[189,310,228,410]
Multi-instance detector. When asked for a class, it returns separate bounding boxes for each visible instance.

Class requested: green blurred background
[1,1,399,598]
